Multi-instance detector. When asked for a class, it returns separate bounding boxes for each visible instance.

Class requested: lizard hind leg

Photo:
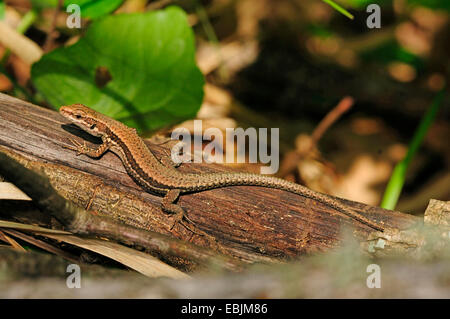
[159,155,182,168]
[161,189,201,236]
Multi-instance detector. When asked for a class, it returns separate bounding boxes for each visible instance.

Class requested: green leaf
[359,40,424,70]
[30,0,59,9]
[307,24,334,38]
[31,6,205,132]
[0,1,5,20]
[30,0,123,18]
[64,0,124,19]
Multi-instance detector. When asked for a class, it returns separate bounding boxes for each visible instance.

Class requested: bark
[0,93,418,263]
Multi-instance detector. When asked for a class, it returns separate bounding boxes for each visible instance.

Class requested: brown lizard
[59,104,385,232]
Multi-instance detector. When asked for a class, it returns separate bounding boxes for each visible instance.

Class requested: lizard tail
[182,172,385,232]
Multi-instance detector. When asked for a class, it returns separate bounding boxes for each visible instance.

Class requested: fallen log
[0,93,418,264]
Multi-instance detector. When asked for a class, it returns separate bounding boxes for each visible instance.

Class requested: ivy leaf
[32,6,205,132]
[64,0,124,19]
[30,0,123,18]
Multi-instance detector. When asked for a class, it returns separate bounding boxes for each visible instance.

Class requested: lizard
[59,104,385,233]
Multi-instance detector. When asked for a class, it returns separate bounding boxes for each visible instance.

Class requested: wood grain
[0,93,419,262]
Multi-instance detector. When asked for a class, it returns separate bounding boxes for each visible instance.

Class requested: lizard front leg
[64,138,111,158]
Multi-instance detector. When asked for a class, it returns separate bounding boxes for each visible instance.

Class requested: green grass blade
[16,10,37,34]
[321,0,354,20]
[0,1,5,20]
[381,88,446,210]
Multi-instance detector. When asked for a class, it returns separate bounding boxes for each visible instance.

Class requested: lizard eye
[90,124,96,130]
[75,114,82,119]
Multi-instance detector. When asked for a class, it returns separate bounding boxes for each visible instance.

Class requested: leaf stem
[1,10,37,66]
[195,2,227,81]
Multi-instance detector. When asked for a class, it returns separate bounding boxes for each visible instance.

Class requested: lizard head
[60,104,106,137]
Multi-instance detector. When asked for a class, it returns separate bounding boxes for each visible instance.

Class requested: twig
[0,10,37,66]
[310,96,354,148]
[43,0,63,52]
[2,228,79,263]
[147,0,173,11]
[0,21,42,64]
[0,229,26,251]
[195,2,227,81]
[0,151,245,272]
